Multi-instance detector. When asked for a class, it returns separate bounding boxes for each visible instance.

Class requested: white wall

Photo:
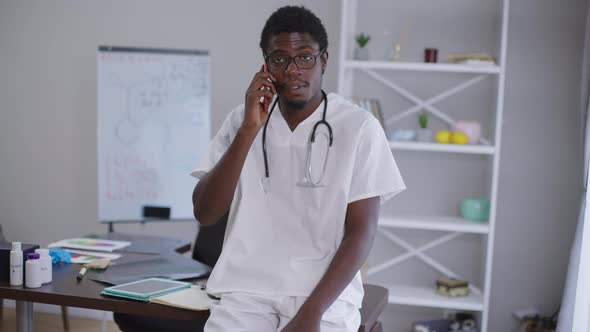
[489,1,586,331]
[0,0,586,331]
[0,0,340,245]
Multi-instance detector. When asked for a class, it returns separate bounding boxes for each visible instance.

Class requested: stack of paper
[49,238,131,252]
[65,249,121,264]
[49,237,130,264]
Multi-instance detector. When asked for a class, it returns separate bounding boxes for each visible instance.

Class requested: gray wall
[0,0,340,245]
[490,1,586,331]
[0,1,586,331]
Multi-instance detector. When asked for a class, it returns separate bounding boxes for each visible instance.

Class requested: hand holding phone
[261,64,271,113]
[242,64,275,133]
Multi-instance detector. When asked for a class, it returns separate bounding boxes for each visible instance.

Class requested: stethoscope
[261,90,333,191]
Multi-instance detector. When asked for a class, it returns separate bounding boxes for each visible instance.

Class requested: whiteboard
[97,46,210,222]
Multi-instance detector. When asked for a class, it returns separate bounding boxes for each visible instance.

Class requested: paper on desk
[49,238,130,252]
[65,249,121,264]
[149,286,218,311]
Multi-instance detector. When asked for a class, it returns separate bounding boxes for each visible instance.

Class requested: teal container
[461,198,490,222]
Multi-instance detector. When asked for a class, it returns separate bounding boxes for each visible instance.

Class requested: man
[192,6,405,332]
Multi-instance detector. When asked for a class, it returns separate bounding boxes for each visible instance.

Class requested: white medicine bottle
[35,248,52,284]
[25,253,42,288]
[10,242,23,286]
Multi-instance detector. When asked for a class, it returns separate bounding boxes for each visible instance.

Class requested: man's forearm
[193,127,258,225]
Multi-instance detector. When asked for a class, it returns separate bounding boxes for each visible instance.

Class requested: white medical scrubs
[192,92,405,332]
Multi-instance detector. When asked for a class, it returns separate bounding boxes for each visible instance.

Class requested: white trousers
[204,292,361,332]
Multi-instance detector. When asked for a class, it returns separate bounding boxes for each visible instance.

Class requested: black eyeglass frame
[264,48,326,71]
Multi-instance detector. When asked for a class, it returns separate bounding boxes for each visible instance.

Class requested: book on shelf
[351,97,385,129]
[447,53,496,65]
[456,59,495,66]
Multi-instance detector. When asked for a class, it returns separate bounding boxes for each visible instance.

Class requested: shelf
[338,1,510,330]
[379,216,489,234]
[386,284,484,311]
[345,60,501,74]
[389,141,495,155]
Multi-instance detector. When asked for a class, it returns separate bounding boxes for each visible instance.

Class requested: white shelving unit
[379,216,490,234]
[346,60,502,74]
[337,1,510,331]
[386,284,484,311]
[389,141,495,155]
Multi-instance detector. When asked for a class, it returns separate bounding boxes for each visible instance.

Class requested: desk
[0,235,208,332]
[0,234,388,332]
[359,284,388,332]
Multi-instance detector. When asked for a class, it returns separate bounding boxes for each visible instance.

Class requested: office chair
[113,214,228,332]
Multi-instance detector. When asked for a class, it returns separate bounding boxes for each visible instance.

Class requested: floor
[1,308,122,332]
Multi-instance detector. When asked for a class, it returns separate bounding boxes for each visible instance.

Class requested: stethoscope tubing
[262,90,333,184]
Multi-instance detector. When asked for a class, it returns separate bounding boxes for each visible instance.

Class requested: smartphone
[261,64,270,113]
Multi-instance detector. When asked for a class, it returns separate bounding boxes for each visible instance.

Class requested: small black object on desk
[0,242,40,282]
[76,266,88,281]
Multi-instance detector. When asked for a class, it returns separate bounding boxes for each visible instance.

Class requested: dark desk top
[0,233,388,328]
[0,234,208,321]
[0,263,387,327]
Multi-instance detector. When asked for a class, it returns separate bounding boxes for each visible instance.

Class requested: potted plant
[417,112,432,142]
[354,33,371,60]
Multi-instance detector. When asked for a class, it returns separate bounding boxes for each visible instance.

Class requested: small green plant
[418,113,429,129]
[355,33,371,48]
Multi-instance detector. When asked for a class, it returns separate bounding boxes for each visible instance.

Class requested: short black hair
[260,6,328,54]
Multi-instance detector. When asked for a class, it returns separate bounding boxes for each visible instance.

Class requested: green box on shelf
[461,197,490,222]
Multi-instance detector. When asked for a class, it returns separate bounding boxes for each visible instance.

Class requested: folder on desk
[102,278,217,311]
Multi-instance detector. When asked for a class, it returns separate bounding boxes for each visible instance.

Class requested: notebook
[150,285,218,311]
[101,277,217,310]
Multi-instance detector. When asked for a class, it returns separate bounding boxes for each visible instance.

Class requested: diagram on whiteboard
[97,47,210,221]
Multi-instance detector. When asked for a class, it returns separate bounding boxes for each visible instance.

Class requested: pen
[192,282,220,300]
[76,266,88,281]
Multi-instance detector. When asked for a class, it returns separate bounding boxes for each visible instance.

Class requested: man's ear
[321,51,329,74]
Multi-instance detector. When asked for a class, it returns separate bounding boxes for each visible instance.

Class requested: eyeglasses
[264,49,325,71]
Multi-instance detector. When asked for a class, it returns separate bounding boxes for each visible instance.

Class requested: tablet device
[102,278,191,301]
